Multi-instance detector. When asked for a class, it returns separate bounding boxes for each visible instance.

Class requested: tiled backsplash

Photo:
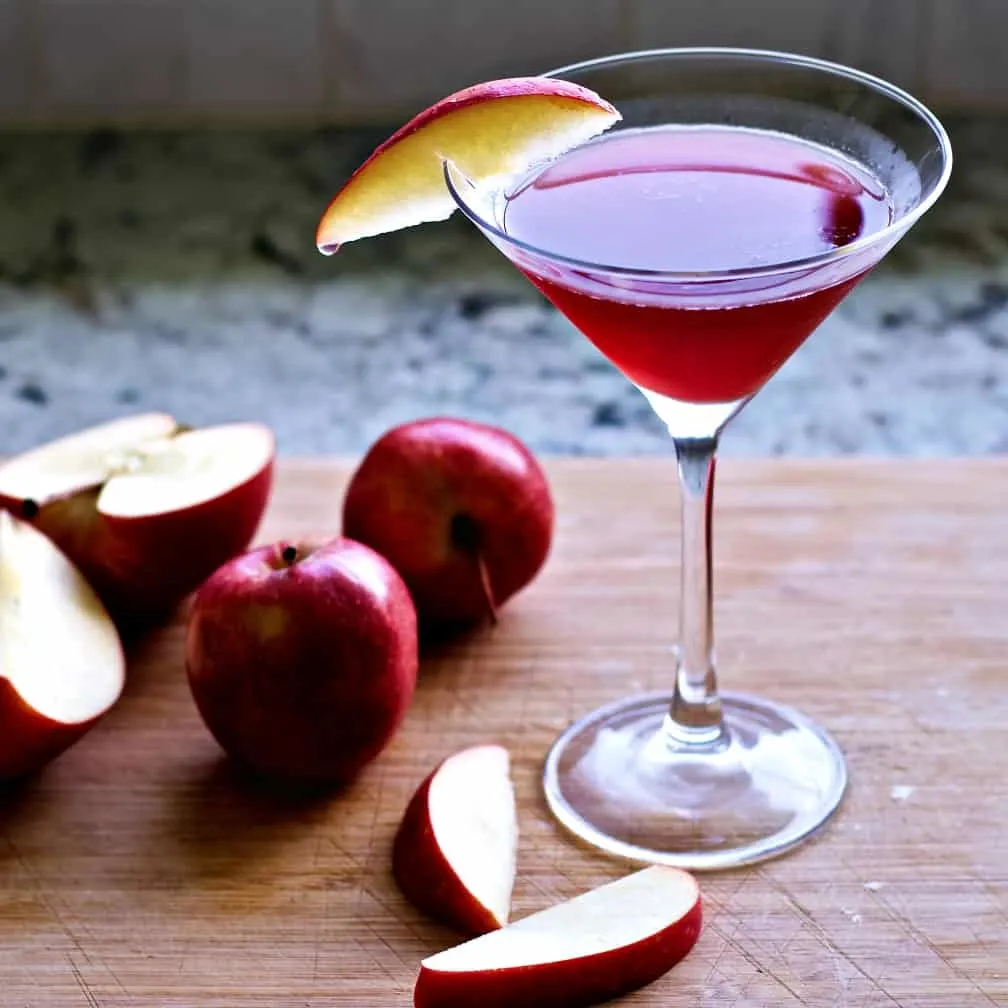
[0,0,1003,125]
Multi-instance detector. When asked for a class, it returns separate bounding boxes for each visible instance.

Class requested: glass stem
[667,436,726,747]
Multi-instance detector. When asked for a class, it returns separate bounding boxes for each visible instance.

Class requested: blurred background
[0,0,1004,456]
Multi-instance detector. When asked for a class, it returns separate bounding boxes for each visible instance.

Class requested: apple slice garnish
[393,744,517,936]
[414,866,702,1008]
[0,415,275,628]
[0,511,124,779]
[316,78,621,251]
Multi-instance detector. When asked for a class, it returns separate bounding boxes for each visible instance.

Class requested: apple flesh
[185,537,418,782]
[0,414,275,628]
[316,77,620,250]
[394,744,517,936]
[0,511,124,779]
[415,866,702,1008]
[343,418,553,627]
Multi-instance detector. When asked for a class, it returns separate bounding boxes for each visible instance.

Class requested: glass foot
[543,691,846,870]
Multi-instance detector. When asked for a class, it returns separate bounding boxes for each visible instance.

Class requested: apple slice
[0,511,124,779]
[414,866,702,1008]
[394,744,517,936]
[0,416,275,628]
[316,78,620,251]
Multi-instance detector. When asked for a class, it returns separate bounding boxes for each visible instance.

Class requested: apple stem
[281,544,298,566]
[450,513,497,625]
[21,498,39,520]
[475,552,498,625]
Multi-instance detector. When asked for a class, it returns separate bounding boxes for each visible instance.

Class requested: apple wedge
[393,744,517,936]
[0,415,274,628]
[316,78,620,250]
[0,511,124,779]
[414,866,702,1008]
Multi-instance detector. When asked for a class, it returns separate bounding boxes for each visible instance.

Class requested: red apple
[0,414,274,628]
[343,418,553,626]
[394,744,517,936]
[415,866,702,1008]
[185,537,418,782]
[0,511,124,779]
[316,77,620,250]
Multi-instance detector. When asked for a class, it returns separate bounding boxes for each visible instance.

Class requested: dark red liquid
[502,126,893,403]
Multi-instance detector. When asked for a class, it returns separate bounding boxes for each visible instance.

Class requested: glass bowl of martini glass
[445,48,952,869]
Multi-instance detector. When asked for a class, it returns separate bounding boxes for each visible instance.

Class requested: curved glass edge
[443,46,953,284]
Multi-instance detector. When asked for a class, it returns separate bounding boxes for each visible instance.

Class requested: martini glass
[445,48,952,869]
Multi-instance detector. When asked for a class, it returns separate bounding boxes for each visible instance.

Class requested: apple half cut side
[316,78,621,251]
[393,744,517,936]
[0,415,275,627]
[414,865,702,1008]
[0,511,124,779]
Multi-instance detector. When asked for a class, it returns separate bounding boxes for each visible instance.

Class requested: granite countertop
[0,116,1005,458]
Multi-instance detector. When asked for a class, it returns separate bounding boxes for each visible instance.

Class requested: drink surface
[501,125,894,403]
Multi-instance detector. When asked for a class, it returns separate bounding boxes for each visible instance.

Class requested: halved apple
[0,511,124,779]
[0,415,275,628]
[414,866,702,1008]
[393,744,517,936]
[316,78,620,250]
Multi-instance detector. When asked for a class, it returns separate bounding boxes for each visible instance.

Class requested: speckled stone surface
[0,117,1005,457]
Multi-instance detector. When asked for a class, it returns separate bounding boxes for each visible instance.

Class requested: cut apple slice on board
[0,511,124,779]
[96,423,274,519]
[0,412,178,505]
[316,78,621,250]
[414,865,702,1008]
[0,416,275,627]
[394,744,517,935]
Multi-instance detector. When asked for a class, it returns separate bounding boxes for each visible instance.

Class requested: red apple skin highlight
[185,538,418,782]
[414,896,703,1008]
[0,680,101,780]
[393,769,503,937]
[343,418,554,626]
[19,459,273,628]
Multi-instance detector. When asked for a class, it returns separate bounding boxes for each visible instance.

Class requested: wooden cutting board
[1,458,1005,1007]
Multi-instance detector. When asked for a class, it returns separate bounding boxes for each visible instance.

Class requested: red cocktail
[503,125,892,404]
[446,48,951,870]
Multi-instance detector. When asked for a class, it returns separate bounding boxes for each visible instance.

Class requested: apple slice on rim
[393,744,517,936]
[0,415,275,627]
[414,865,702,1008]
[316,78,621,251]
[0,511,124,779]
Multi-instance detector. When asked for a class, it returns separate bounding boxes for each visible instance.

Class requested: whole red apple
[342,418,553,626]
[185,537,418,782]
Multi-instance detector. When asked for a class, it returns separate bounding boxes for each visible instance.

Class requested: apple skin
[393,746,514,937]
[185,537,418,782]
[343,418,553,626]
[10,459,273,630]
[415,889,702,1008]
[0,680,102,780]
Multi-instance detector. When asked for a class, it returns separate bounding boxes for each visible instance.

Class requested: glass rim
[443,46,954,282]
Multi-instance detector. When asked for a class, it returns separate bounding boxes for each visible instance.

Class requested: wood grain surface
[1,458,1005,1007]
